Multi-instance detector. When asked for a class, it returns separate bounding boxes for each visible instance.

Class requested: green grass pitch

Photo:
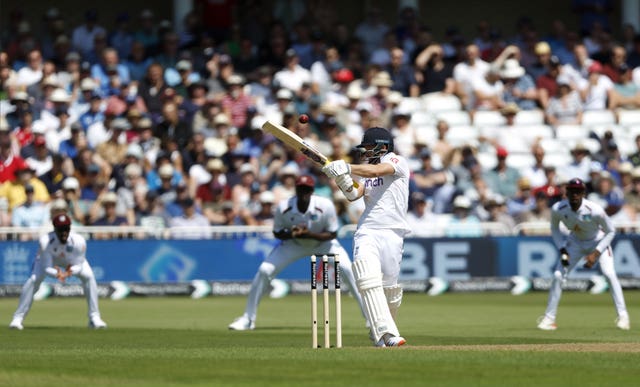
[1,292,639,386]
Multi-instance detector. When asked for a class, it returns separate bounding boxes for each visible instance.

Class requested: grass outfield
[1,292,639,386]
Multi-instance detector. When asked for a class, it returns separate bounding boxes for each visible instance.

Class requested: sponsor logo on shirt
[365,177,384,188]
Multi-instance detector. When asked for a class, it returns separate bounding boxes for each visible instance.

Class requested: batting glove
[335,174,354,192]
[322,160,350,178]
[335,174,359,200]
[559,248,570,267]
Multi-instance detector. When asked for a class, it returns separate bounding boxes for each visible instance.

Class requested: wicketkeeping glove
[322,160,350,178]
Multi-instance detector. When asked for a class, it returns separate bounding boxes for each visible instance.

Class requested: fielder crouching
[228,175,366,331]
[9,214,107,330]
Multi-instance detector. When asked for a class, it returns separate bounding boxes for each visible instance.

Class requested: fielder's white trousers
[12,260,102,322]
[544,240,628,321]
[243,239,364,322]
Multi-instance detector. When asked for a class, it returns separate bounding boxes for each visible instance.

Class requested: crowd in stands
[2,2,640,239]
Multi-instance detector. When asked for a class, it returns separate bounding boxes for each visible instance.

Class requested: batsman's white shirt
[356,152,411,235]
[273,195,339,249]
[38,232,88,277]
[353,152,410,287]
[550,198,615,254]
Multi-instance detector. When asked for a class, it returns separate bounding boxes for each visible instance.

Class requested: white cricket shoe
[383,334,407,347]
[616,316,630,330]
[89,317,107,329]
[9,318,24,330]
[537,316,557,331]
[228,315,255,331]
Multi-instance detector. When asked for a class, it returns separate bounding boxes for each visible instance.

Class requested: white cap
[126,143,144,159]
[49,88,71,103]
[259,191,275,203]
[453,195,472,209]
[80,78,97,91]
[276,88,294,100]
[62,177,80,190]
[32,121,47,134]
[158,164,174,177]
[239,163,254,175]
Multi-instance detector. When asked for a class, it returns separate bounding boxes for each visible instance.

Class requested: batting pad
[353,258,399,342]
[384,285,403,320]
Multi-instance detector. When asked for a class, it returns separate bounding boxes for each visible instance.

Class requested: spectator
[580,61,613,111]
[125,41,153,83]
[155,101,192,150]
[0,164,50,210]
[545,74,583,126]
[90,47,130,95]
[535,55,564,109]
[445,195,482,237]
[133,9,159,54]
[354,7,390,59]
[71,10,107,57]
[11,184,48,236]
[406,192,438,237]
[60,177,87,225]
[484,195,517,234]
[108,12,134,60]
[506,177,536,219]
[91,191,129,239]
[500,58,539,110]
[169,197,211,239]
[601,45,627,83]
[15,49,43,87]
[310,46,343,98]
[609,64,640,109]
[517,191,552,234]
[95,118,128,166]
[471,65,504,111]
[521,143,548,188]
[271,164,300,204]
[138,63,169,120]
[561,142,592,182]
[588,170,625,217]
[38,153,67,196]
[390,107,417,158]
[527,42,554,81]
[254,190,276,226]
[25,136,52,177]
[273,49,312,96]
[453,44,490,110]
[483,146,521,199]
[386,47,419,97]
[221,74,253,129]
[414,44,455,95]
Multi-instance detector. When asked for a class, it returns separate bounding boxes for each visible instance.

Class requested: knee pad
[553,270,563,281]
[353,258,382,292]
[384,285,403,320]
[258,262,276,280]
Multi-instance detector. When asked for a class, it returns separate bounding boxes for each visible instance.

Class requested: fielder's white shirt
[38,232,88,277]
[356,152,411,235]
[273,195,339,249]
[550,198,615,253]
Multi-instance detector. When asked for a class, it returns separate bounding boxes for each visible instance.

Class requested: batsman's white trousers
[243,239,365,322]
[352,228,403,287]
[544,239,628,320]
[12,260,102,322]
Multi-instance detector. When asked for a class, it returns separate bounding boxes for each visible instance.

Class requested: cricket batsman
[537,178,630,330]
[322,127,410,347]
[9,214,107,330]
[228,175,366,331]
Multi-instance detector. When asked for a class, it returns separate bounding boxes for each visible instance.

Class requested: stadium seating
[513,110,545,125]
[617,110,640,126]
[422,93,462,112]
[436,110,471,126]
[582,110,616,126]
[473,110,506,127]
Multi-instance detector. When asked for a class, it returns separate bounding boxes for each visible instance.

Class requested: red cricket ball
[298,114,309,124]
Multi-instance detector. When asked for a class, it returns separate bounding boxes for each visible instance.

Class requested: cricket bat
[261,120,358,188]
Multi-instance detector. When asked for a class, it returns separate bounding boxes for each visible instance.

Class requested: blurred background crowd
[1,0,640,238]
